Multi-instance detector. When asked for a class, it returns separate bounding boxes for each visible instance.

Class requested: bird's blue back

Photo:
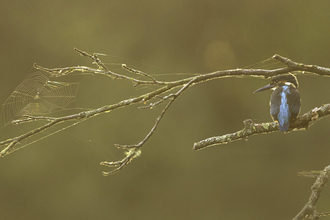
[270,85,300,131]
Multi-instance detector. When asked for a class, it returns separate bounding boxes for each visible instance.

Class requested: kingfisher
[254,74,301,131]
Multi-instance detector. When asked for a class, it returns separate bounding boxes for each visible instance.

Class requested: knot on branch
[243,119,255,131]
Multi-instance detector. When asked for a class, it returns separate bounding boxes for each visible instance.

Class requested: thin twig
[138,96,165,109]
[122,64,159,84]
[33,63,167,86]
[100,148,141,175]
[74,47,110,72]
[12,116,57,125]
[0,111,92,156]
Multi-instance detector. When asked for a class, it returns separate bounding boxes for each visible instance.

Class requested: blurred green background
[1,1,330,219]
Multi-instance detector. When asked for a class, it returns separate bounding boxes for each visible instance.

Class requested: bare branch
[138,95,165,109]
[3,48,330,176]
[100,148,142,175]
[33,63,166,86]
[293,165,330,220]
[12,116,57,125]
[74,47,110,72]
[193,104,330,151]
[121,64,160,85]
[273,54,330,76]
[0,111,92,156]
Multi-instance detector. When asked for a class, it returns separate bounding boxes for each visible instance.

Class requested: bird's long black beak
[253,84,275,93]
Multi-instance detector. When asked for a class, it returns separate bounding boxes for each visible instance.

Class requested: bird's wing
[270,90,281,121]
[288,89,301,118]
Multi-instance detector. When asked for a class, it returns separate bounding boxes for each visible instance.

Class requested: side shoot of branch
[293,165,330,220]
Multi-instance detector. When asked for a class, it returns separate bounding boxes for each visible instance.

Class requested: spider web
[1,71,79,128]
